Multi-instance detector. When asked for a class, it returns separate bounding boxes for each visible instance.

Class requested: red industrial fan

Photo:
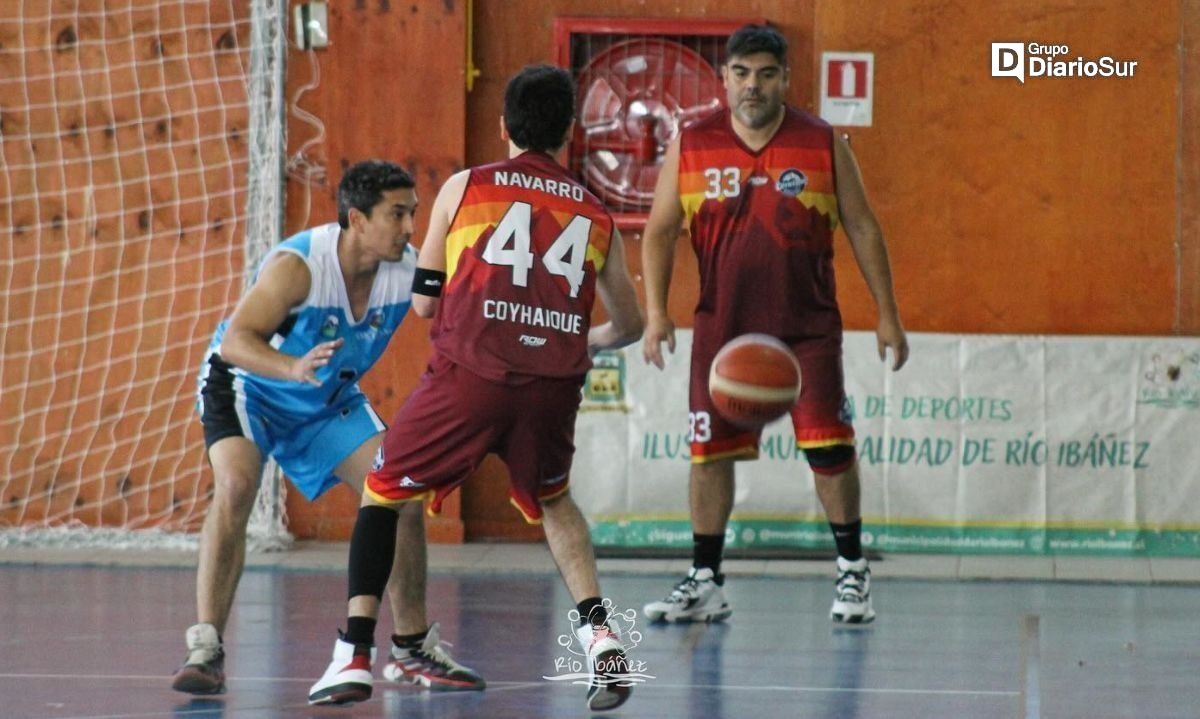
[573,37,725,213]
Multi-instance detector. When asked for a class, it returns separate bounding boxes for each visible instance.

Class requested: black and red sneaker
[382,622,485,691]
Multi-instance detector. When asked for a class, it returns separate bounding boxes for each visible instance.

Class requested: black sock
[577,597,607,627]
[693,532,725,574]
[347,505,399,601]
[344,616,376,647]
[830,519,863,561]
[391,628,429,648]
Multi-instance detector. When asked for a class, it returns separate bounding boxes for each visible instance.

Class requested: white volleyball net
[0,0,289,550]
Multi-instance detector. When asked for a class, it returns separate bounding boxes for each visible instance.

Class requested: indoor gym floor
[1,543,1197,719]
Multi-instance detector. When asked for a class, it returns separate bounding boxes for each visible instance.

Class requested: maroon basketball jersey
[431,151,615,383]
[679,107,843,344]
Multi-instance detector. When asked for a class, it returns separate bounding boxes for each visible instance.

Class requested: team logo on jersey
[775,169,807,197]
[369,311,384,329]
[320,314,340,339]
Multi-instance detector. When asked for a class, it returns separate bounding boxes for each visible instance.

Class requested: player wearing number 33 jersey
[681,105,851,461]
[639,25,908,628]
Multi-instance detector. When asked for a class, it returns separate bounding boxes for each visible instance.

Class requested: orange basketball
[708,334,802,429]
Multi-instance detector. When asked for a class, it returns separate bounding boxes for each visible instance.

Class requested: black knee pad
[347,505,399,600]
[803,444,856,475]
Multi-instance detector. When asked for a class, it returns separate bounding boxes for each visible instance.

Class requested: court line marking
[0,673,537,685]
[1020,613,1042,719]
[20,682,547,719]
[0,671,1018,696]
[628,683,1016,696]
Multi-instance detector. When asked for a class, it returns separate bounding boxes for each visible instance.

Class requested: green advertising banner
[573,332,1200,556]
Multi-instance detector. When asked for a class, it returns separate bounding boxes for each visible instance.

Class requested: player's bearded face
[724,53,788,130]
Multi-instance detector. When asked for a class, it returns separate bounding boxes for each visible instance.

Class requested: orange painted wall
[280,0,465,542]
[814,0,1184,335]
[466,0,1189,336]
[1181,0,1200,333]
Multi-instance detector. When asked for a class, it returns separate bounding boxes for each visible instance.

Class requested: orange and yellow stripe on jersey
[678,107,840,243]
[444,190,610,284]
[433,150,615,382]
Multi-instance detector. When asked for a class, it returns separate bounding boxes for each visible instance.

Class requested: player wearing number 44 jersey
[641,24,910,626]
[310,65,644,712]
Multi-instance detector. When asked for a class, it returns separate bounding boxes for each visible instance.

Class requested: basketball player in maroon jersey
[641,24,909,625]
[309,65,643,711]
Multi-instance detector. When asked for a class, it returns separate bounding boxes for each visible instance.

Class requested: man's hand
[642,314,677,370]
[876,316,909,371]
[290,338,344,386]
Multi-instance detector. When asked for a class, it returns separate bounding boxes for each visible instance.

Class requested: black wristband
[412,267,446,297]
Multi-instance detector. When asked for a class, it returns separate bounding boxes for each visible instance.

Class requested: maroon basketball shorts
[689,339,855,464]
[364,354,583,523]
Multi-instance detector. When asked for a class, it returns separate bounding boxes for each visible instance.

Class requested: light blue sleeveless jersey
[204,222,415,423]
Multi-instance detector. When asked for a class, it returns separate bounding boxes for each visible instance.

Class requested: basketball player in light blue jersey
[172,160,437,695]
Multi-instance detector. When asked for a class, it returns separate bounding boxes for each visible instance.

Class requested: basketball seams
[707,373,801,404]
[708,333,803,428]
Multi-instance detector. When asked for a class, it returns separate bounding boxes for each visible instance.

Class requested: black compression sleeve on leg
[348,505,400,600]
[829,519,864,561]
[693,533,725,573]
[577,597,608,627]
[344,616,377,647]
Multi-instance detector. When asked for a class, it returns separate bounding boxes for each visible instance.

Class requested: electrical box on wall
[554,17,764,230]
[293,2,329,50]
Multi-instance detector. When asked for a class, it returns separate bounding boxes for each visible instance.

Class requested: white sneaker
[307,635,375,706]
[830,556,875,624]
[642,567,732,623]
[575,624,632,711]
[381,622,485,691]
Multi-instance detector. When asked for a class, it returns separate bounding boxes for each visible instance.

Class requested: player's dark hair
[726,24,789,66]
[503,64,576,153]
[337,159,415,229]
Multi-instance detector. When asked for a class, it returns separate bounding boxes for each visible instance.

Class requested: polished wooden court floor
[1,553,1198,718]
